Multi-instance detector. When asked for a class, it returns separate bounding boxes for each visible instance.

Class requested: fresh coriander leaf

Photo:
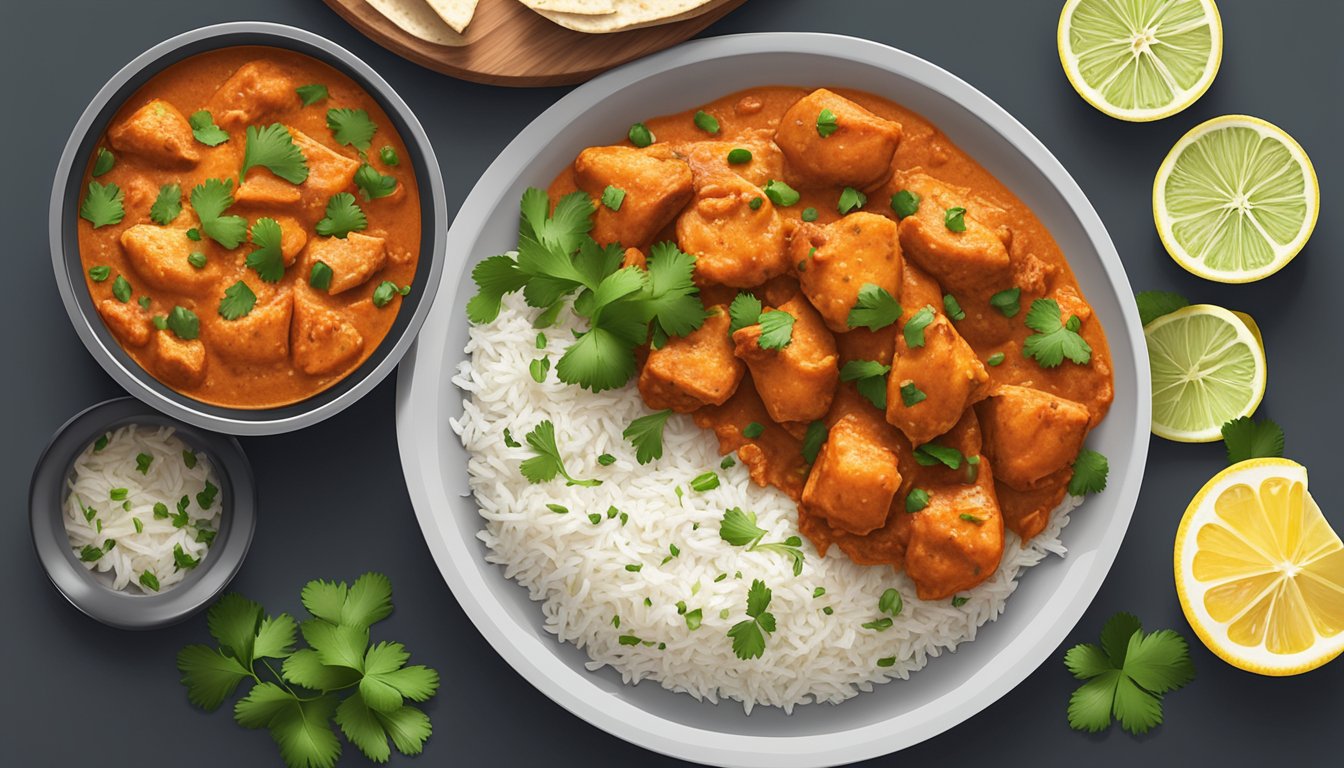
[188,110,230,147]
[763,179,799,207]
[253,613,298,660]
[190,179,247,248]
[354,163,397,200]
[78,544,103,562]
[182,449,197,469]
[529,357,550,383]
[372,280,405,308]
[173,495,190,527]
[334,694,391,763]
[840,359,890,410]
[315,192,368,238]
[1136,290,1189,326]
[295,83,328,106]
[801,420,828,463]
[989,287,1021,318]
[728,619,764,660]
[720,507,767,547]
[757,309,795,350]
[379,146,399,166]
[685,609,703,630]
[172,543,200,571]
[359,641,412,713]
[905,488,930,512]
[342,572,395,629]
[80,181,125,228]
[139,571,160,591]
[246,218,286,282]
[728,292,763,333]
[903,305,935,347]
[944,206,967,232]
[176,644,251,710]
[837,186,866,214]
[816,108,838,137]
[628,122,654,147]
[167,305,200,340]
[233,681,298,729]
[92,147,115,176]
[376,703,432,757]
[111,274,132,302]
[890,189,920,218]
[600,185,625,211]
[326,107,377,153]
[465,254,527,323]
[847,283,902,331]
[555,326,637,393]
[693,110,720,135]
[265,696,341,768]
[1023,298,1092,367]
[1064,613,1195,736]
[88,265,111,282]
[1221,417,1285,464]
[282,648,361,691]
[1068,671,1122,733]
[218,280,257,320]
[727,147,752,164]
[943,293,966,321]
[900,381,926,407]
[153,501,169,519]
[1068,449,1109,495]
[208,593,263,665]
[520,419,601,486]
[241,124,308,184]
[914,442,963,469]
[197,480,219,509]
[301,619,369,671]
[150,183,183,225]
[879,588,903,617]
[623,409,673,465]
[862,618,893,631]
[642,240,708,339]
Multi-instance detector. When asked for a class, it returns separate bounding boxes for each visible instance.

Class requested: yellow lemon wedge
[1175,458,1344,675]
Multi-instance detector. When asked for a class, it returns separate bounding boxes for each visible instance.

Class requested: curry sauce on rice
[458,86,1113,709]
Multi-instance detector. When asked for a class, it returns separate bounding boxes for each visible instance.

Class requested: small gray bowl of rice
[29,397,256,629]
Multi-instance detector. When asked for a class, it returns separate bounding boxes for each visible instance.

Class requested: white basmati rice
[63,425,221,593]
[453,293,1080,713]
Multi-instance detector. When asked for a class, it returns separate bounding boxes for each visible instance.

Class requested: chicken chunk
[885,313,989,446]
[836,324,897,367]
[677,173,788,287]
[574,145,693,248]
[997,478,1069,543]
[207,60,297,129]
[679,129,784,188]
[899,259,943,317]
[732,294,839,424]
[794,212,902,332]
[801,414,902,536]
[153,332,207,388]
[897,173,1012,295]
[693,372,809,500]
[773,88,902,190]
[107,99,199,168]
[290,128,361,200]
[308,232,386,294]
[119,225,216,294]
[904,459,1005,600]
[291,289,364,375]
[976,385,1091,491]
[208,289,293,365]
[277,217,308,266]
[235,171,303,208]
[97,299,151,347]
[638,305,744,412]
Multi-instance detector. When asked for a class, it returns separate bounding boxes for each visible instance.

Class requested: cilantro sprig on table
[1220,416,1284,464]
[467,188,709,392]
[177,573,439,768]
[1065,612,1194,736]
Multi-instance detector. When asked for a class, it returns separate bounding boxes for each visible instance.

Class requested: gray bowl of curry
[49,22,446,435]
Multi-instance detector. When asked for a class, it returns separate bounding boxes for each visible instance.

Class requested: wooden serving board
[321,0,748,87]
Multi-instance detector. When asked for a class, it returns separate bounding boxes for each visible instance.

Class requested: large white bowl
[396,33,1150,768]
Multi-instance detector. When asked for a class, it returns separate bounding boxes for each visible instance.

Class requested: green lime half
[1146,304,1265,442]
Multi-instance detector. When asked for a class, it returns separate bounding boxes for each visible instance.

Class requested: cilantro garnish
[92,147,115,176]
[1065,612,1194,736]
[241,124,308,184]
[623,409,673,465]
[188,252,207,269]
[245,218,285,282]
[295,84,328,106]
[719,508,804,576]
[728,579,776,660]
[837,186,866,214]
[149,183,183,225]
[847,283,902,331]
[742,422,765,439]
[728,292,763,333]
[112,275,132,303]
[600,185,625,211]
[327,108,377,153]
[1068,449,1109,496]
[756,310,795,350]
[80,181,124,228]
[1023,298,1092,367]
[167,306,199,340]
[690,472,719,492]
[727,148,752,164]
[88,265,110,282]
[379,146,399,166]
[944,206,967,232]
[899,381,926,407]
[989,287,1021,318]
[801,420,828,463]
[879,588,903,617]
[628,123,654,147]
[218,281,257,321]
[173,544,200,571]
[315,193,368,238]
[353,163,397,201]
[692,110,720,135]
[140,571,160,592]
[762,179,799,207]
[914,442,963,469]
[529,357,549,383]
[1220,417,1284,465]
[519,420,601,486]
[816,108,838,137]
[188,110,229,147]
[890,189,919,218]
[840,359,890,410]
[190,179,247,249]
[1135,290,1189,326]
[903,305,936,347]
[177,573,439,767]
[136,452,153,474]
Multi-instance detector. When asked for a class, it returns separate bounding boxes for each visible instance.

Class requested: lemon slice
[1058,0,1222,121]
[1175,458,1344,675]
[1155,115,1320,283]
[1145,304,1265,442]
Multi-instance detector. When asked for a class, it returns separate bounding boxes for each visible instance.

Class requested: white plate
[396,32,1150,768]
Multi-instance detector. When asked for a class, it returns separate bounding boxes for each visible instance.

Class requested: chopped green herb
[186,227,201,241]
[519,420,601,487]
[727,148,752,164]
[847,283,903,331]
[816,108,839,137]
[111,275,132,303]
[244,218,286,282]
[151,315,167,330]
[801,420,829,464]
[840,359,890,410]
[587,513,601,524]
[167,305,199,340]
[625,563,643,573]
[952,596,969,607]
[1023,298,1092,367]
[986,352,1006,366]
[295,83,328,106]
[728,579,775,660]
[899,381,926,407]
[173,544,201,571]
[742,422,764,439]
[612,615,621,628]
[196,481,218,510]
[837,186,866,214]
[757,310,795,350]
[153,502,169,519]
[315,192,368,238]
[661,543,681,565]
[135,452,153,475]
[684,609,703,631]
[989,287,1021,318]
[195,527,216,545]
[240,124,308,183]
[218,281,257,320]
[379,145,400,166]
[79,545,104,562]
[890,189,920,218]
[905,488,930,512]
[763,179,799,207]
[903,305,936,347]
[88,265,111,282]
[877,656,896,668]
[92,147,116,176]
[535,332,547,349]
[960,513,985,525]
[547,503,569,515]
[693,110,720,135]
[133,517,143,533]
[188,251,208,269]
[879,589,903,617]
[623,409,673,465]
[150,183,183,225]
[354,163,397,200]
[529,357,549,383]
[138,295,152,309]
[93,434,110,452]
[597,453,616,466]
[326,108,377,153]
[502,428,521,448]
[944,206,967,232]
[628,122,654,147]
[943,293,966,321]
[720,456,735,470]
[308,261,333,291]
[1068,449,1110,496]
[183,450,197,469]
[964,454,981,483]
[801,206,818,222]
[748,196,763,210]
[139,571,160,592]
[690,472,720,492]
[822,606,834,615]
[190,179,247,248]
[862,617,893,631]
[718,508,805,576]
[372,280,407,308]
[188,110,230,147]
[80,181,125,228]
[600,185,625,211]
[914,442,963,469]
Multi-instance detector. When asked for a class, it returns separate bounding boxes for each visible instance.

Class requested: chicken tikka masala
[548,87,1114,601]
[76,47,420,409]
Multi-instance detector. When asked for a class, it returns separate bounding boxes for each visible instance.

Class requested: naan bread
[365,0,468,46]
[529,0,721,33]
[425,0,481,33]
[519,0,617,14]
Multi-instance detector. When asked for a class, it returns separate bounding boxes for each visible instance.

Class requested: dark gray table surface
[5,1,1341,765]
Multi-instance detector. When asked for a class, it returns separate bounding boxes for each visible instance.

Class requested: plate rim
[396,31,1151,767]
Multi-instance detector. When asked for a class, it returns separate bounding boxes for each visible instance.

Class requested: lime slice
[1058,0,1222,121]
[1145,304,1265,442]
[1155,115,1319,283]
